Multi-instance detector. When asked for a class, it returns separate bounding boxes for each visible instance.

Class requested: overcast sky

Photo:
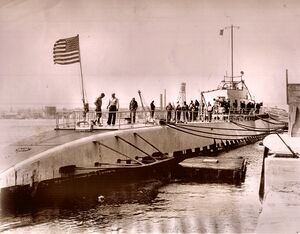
[0,0,299,109]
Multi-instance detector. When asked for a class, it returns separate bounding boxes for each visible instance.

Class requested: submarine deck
[0,130,103,173]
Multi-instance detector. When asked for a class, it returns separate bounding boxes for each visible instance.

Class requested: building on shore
[44,106,57,118]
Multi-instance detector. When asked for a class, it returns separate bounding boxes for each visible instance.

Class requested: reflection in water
[0,120,264,233]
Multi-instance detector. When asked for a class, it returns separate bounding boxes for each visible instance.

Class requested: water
[0,119,264,233]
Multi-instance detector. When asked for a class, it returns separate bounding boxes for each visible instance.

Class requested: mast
[286,69,289,104]
[221,25,239,88]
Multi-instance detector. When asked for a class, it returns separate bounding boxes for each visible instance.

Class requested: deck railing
[55,108,259,130]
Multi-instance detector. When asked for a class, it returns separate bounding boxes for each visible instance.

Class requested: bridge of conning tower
[217,72,253,101]
[219,71,244,89]
[200,72,254,113]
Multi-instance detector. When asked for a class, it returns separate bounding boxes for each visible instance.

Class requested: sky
[0,0,299,109]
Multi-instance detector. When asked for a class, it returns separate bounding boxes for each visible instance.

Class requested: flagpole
[53,35,87,117]
[231,24,233,83]
[77,34,86,107]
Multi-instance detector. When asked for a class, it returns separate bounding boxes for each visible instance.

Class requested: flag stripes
[54,56,80,62]
[53,35,80,65]
[53,51,79,57]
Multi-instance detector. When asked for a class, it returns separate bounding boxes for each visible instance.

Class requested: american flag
[53,35,80,65]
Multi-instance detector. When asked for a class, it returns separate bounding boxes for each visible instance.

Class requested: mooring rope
[274,133,299,158]
[115,136,158,161]
[268,115,288,124]
[93,141,143,165]
[166,123,263,140]
[169,123,267,137]
[134,132,163,154]
[256,115,287,125]
[231,120,284,132]
[177,122,268,132]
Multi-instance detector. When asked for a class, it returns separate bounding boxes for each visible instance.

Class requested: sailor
[194,99,200,120]
[107,93,119,126]
[207,102,213,122]
[188,100,195,122]
[201,100,206,121]
[129,97,138,123]
[241,101,246,114]
[182,101,189,123]
[175,102,181,123]
[94,93,105,125]
[233,100,238,113]
[224,99,230,114]
[166,102,173,123]
[213,98,218,114]
[150,101,155,119]
[255,102,261,114]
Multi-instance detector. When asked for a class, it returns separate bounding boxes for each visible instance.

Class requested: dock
[179,155,247,184]
[255,134,300,233]
[255,154,300,233]
[256,76,300,233]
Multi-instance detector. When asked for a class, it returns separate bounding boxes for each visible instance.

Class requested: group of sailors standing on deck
[94,92,119,126]
[92,92,263,126]
[209,98,262,116]
[166,100,200,123]
[166,98,263,123]
[93,92,155,126]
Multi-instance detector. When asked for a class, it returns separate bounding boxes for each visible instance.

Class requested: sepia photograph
[0,0,299,233]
